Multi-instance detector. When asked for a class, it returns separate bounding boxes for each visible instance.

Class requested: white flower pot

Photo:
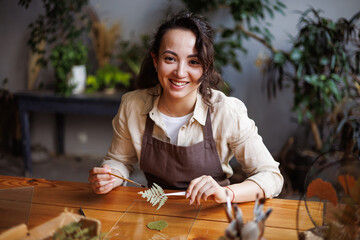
[69,65,86,94]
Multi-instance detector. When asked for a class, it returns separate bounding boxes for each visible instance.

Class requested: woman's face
[152,28,203,102]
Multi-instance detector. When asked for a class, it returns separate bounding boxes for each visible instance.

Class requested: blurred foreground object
[299,151,360,239]
[0,210,101,240]
[219,194,272,240]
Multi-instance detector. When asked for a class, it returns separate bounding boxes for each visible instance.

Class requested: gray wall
[1,0,359,159]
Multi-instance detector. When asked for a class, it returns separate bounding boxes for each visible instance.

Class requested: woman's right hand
[88,164,122,194]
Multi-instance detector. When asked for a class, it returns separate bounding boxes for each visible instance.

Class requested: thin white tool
[164,191,186,196]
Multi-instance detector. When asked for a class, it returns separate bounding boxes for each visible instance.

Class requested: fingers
[89,164,111,175]
[187,175,220,205]
[89,177,116,194]
[88,170,113,183]
[88,165,116,194]
[92,181,115,194]
[186,175,204,196]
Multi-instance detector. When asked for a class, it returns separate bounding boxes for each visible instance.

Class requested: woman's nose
[174,62,187,78]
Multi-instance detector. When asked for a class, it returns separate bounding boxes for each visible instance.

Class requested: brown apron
[139,109,229,190]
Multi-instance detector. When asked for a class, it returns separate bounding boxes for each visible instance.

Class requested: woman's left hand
[186,175,227,205]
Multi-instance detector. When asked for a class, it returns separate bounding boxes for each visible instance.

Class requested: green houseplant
[50,41,88,96]
[86,64,131,94]
[258,8,360,192]
[264,8,360,151]
[18,0,91,95]
[18,0,90,67]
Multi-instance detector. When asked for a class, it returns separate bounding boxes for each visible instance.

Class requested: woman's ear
[151,52,158,72]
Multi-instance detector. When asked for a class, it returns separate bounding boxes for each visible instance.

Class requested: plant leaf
[307,178,338,206]
[273,52,286,64]
[138,183,168,210]
[146,220,168,231]
[290,48,302,62]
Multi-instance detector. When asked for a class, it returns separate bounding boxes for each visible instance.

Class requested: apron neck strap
[203,109,213,141]
[144,114,155,137]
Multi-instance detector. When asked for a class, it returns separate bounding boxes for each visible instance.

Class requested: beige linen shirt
[103,85,283,198]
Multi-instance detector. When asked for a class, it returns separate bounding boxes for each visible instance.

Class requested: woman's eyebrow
[162,50,198,58]
[188,54,199,58]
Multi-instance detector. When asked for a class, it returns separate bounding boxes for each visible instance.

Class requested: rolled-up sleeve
[228,100,284,198]
[102,95,138,180]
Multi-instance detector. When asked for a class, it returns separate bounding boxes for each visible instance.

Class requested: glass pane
[106,200,201,240]
[127,200,201,218]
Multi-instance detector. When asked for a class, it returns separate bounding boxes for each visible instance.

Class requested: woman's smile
[169,79,189,87]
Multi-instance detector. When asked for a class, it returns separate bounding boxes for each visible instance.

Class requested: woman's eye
[190,60,200,65]
[164,56,175,62]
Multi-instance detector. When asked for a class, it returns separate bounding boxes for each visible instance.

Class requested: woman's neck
[159,94,196,117]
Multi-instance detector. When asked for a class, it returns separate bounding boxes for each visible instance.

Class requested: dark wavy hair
[136,12,222,109]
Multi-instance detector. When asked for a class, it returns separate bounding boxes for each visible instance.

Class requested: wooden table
[0,175,323,239]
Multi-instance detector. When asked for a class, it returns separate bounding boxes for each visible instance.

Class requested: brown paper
[0,211,101,240]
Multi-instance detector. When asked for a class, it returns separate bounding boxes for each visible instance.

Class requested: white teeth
[170,80,187,86]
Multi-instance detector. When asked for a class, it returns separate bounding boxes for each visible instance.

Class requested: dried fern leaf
[138,183,168,210]
[157,197,167,211]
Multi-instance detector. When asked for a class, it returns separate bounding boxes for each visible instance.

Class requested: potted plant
[19,0,91,94]
[86,64,131,94]
[50,41,88,96]
[86,8,135,94]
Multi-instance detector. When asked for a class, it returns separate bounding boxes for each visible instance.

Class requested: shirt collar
[193,91,208,126]
[142,85,161,115]
[142,85,209,126]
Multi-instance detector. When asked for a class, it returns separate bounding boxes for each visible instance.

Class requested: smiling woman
[88,12,283,205]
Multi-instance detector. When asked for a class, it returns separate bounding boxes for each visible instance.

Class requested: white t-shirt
[160,112,193,144]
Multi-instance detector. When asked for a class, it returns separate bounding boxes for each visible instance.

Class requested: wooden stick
[164,191,186,196]
[108,172,146,188]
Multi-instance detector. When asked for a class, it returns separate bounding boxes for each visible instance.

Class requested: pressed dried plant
[138,183,168,211]
[306,178,338,206]
[146,220,168,231]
